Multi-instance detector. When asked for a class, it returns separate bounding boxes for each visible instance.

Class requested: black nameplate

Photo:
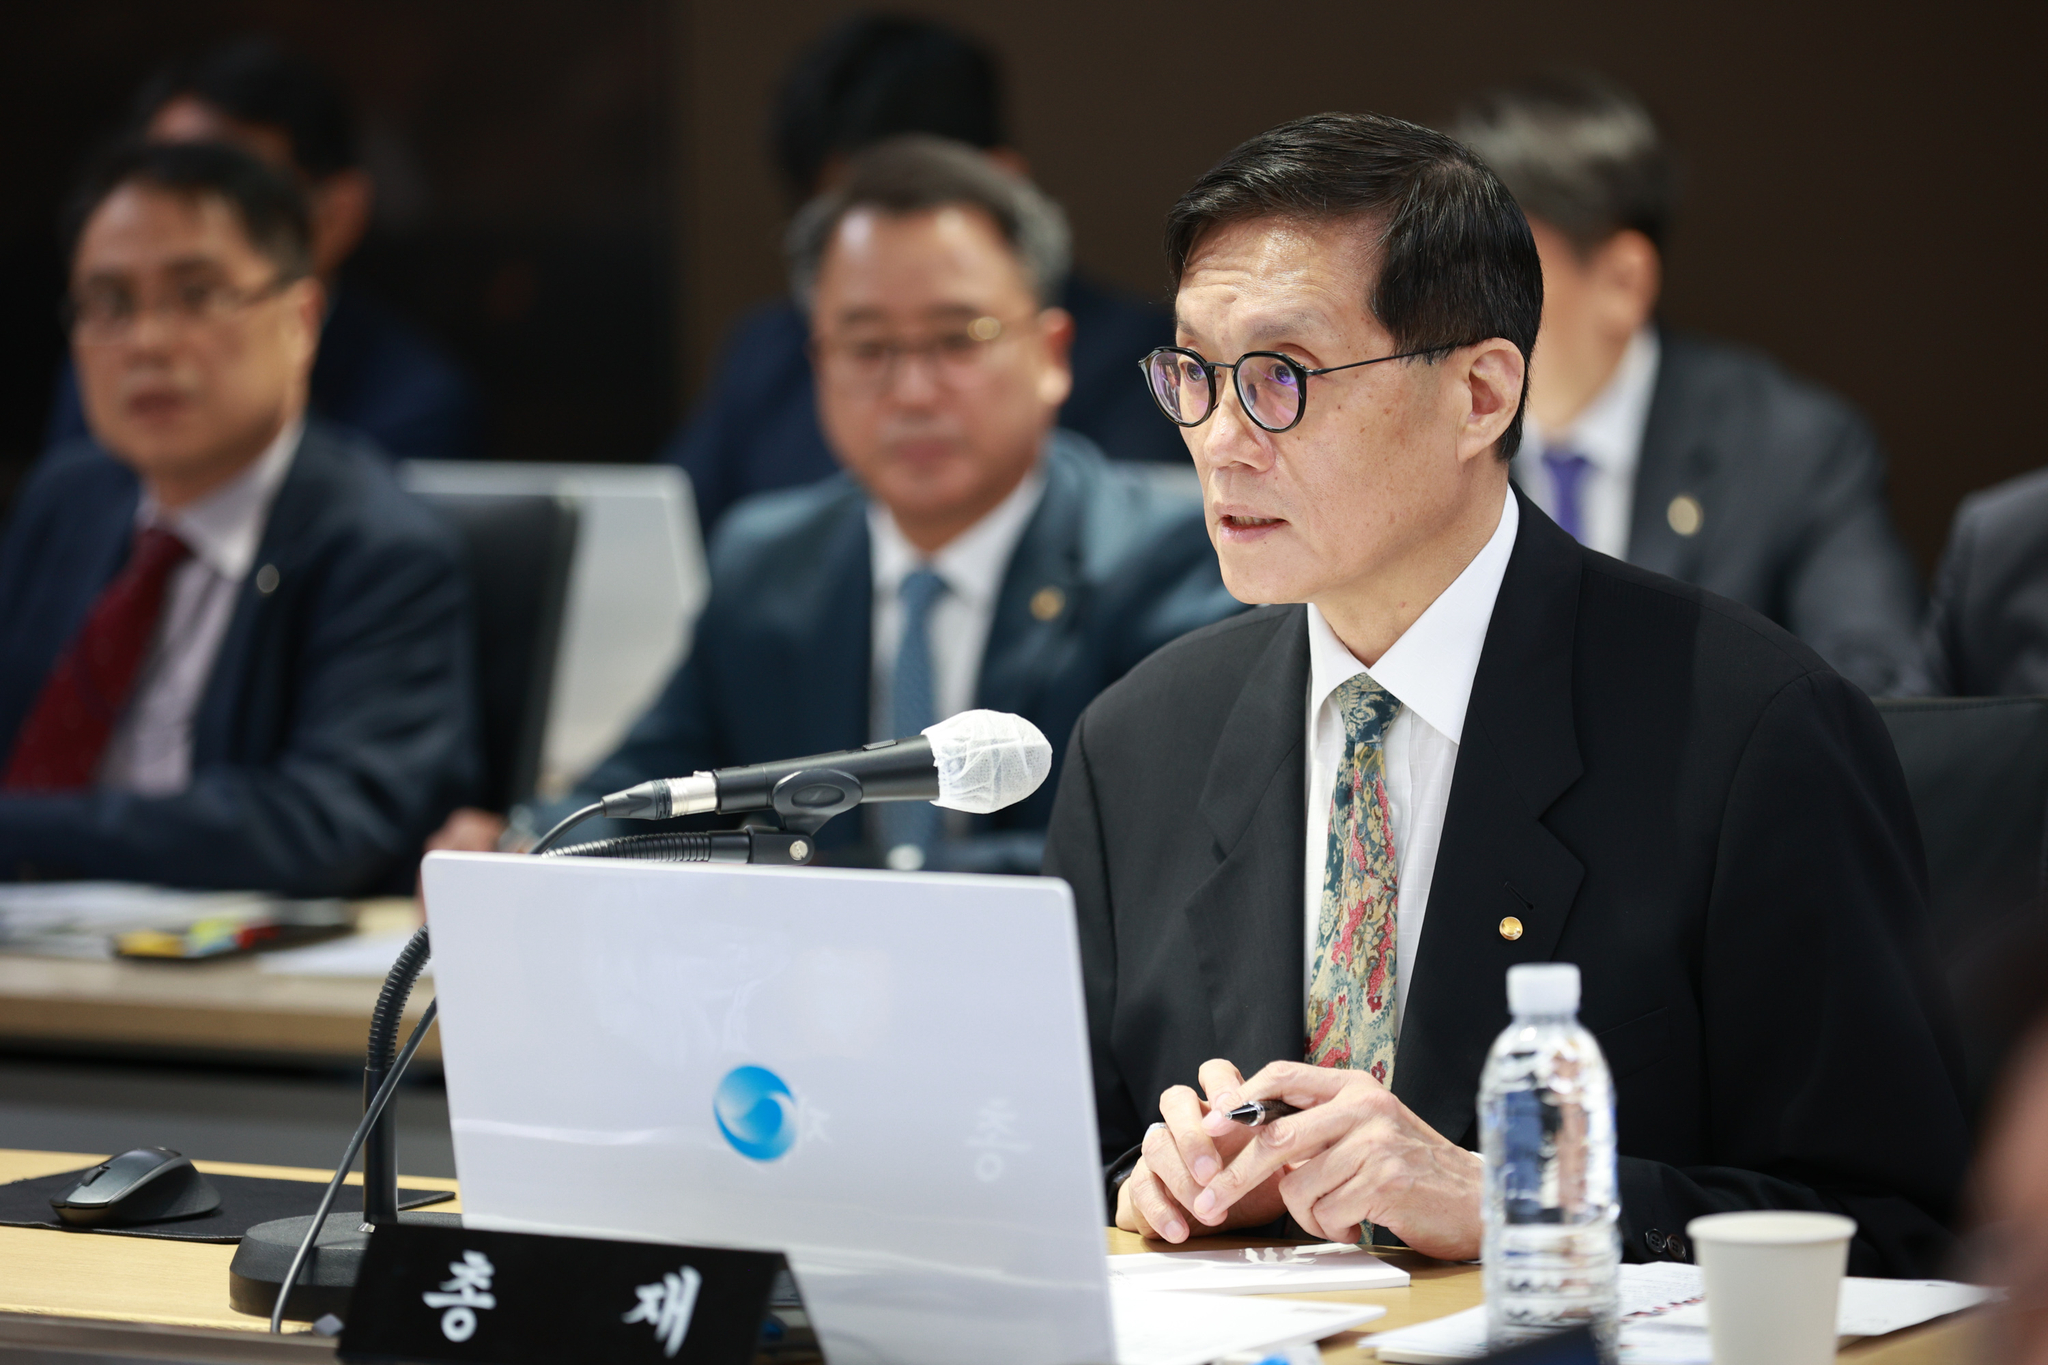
[338,1222,791,1365]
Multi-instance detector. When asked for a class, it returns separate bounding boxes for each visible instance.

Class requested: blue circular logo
[713,1065,796,1161]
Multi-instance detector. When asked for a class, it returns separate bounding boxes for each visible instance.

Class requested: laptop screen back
[422,852,1114,1365]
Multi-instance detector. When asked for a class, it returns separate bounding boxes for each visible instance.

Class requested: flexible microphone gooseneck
[542,709,1053,861]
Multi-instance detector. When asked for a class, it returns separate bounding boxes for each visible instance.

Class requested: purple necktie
[1541,449,1594,544]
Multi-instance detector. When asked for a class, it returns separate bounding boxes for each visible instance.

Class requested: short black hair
[133,37,359,180]
[786,135,1068,307]
[63,140,314,279]
[771,14,1004,203]
[1164,111,1543,459]
[1449,72,1677,252]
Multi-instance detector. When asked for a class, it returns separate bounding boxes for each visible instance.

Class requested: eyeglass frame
[1138,343,1454,434]
[810,313,1018,393]
[61,271,306,343]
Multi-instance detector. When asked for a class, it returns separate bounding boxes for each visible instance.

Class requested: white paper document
[256,931,424,978]
[1109,1241,1411,1295]
[0,882,341,958]
[1112,1285,1384,1365]
[1365,1263,1993,1364]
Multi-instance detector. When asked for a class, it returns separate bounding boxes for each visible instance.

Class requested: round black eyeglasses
[1139,345,1444,434]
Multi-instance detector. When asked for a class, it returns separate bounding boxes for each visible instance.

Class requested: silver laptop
[421,852,1115,1365]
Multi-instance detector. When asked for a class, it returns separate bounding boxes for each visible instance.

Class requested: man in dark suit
[662,14,1183,535]
[1044,113,1965,1277]
[0,141,477,894]
[430,137,1236,871]
[45,38,480,461]
[1925,468,2048,695]
[1449,74,1928,696]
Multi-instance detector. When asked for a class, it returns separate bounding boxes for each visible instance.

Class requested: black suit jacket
[1520,330,1929,696]
[1924,466,2048,695]
[573,432,1241,868]
[1043,491,1968,1278]
[0,422,481,894]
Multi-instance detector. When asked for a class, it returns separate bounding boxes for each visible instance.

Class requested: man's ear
[1036,306,1075,408]
[287,275,327,371]
[1593,229,1661,334]
[1458,338,1525,464]
[309,169,374,277]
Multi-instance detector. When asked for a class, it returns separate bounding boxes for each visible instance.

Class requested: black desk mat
[0,1166,455,1243]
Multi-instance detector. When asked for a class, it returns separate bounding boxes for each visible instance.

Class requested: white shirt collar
[1306,484,1518,744]
[867,459,1048,609]
[137,416,303,582]
[1521,325,1660,477]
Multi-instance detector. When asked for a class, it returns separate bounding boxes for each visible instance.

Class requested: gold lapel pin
[1030,585,1065,621]
[1498,916,1524,941]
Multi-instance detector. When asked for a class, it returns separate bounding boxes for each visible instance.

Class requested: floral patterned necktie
[1306,673,1403,1084]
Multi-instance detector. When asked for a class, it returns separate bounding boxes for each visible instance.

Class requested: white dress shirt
[867,461,1047,737]
[1513,326,1660,560]
[98,418,301,795]
[1303,486,1518,1035]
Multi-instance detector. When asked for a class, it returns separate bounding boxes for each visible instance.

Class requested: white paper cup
[1687,1211,1856,1365]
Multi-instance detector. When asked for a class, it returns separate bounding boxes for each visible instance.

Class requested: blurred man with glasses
[43,38,480,461]
[429,136,1238,872]
[0,141,478,892]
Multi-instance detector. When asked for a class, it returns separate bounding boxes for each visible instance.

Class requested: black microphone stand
[236,767,867,1325]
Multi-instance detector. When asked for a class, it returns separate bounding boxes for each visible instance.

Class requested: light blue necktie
[1541,448,1594,544]
[875,566,946,867]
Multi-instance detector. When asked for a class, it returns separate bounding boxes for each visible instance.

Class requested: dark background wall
[8,1,2042,568]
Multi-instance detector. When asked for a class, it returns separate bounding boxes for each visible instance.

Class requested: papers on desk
[1363,1263,1995,1364]
[1111,1285,1384,1365]
[0,882,344,959]
[1108,1240,1410,1295]
[255,930,423,978]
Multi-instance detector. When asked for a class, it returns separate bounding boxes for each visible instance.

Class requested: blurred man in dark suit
[664,13,1184,534]
[432,138,1238,872]
[0,142,477,893]
[1925,469,2048,695]
[45,38,480,461]
[1451,73,1928,695]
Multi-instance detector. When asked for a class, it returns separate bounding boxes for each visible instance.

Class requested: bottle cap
[1507,962,1580,1015]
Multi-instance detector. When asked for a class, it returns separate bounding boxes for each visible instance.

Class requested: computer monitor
[401,462,708,796]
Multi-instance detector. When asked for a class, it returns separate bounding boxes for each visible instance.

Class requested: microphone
[595,709,1054,826]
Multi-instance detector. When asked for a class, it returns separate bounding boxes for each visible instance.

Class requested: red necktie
[3,526,193,792]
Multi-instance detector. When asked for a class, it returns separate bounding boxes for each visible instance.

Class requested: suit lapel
[1183,608,1311,1072]
[790,498,873,753]
[978,444,1084,720]
[1395,494,1586,1146]
[191,427,328,763]
[1628,330,1716,578]
[814,512,873,750]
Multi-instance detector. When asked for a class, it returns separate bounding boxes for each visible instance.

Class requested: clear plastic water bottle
[1480,962,1620,1360]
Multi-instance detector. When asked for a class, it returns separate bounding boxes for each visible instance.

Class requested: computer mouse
[49,1147,221,1227]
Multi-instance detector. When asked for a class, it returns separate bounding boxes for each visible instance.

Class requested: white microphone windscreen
[923,710,1054,814]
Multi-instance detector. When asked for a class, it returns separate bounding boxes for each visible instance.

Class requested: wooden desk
[1101,1228,1982,1363]
[0,1149,1984,1363]
[0,900,436,1067]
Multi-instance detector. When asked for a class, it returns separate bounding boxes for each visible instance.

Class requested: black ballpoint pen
[1223,1098,1303,1126]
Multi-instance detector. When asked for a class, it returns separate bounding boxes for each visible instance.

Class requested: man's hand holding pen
[1115,1058,1485,1261]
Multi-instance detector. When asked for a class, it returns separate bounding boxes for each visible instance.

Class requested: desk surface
[0,900,435,1067]
[0,1149,1982,1362]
